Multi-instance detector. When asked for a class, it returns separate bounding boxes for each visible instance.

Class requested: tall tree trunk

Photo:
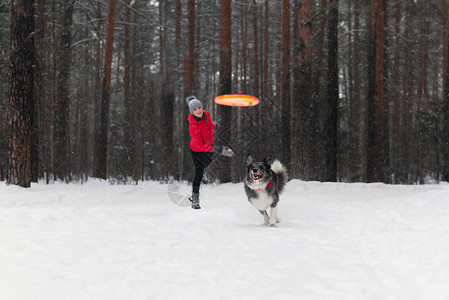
[281,0,291,167]
[291,0,312,179]
[367,0,377,183]
[93,1,103,178]
[175,0,181,48]
[416,8,429,183]
[262,0,270,126]
[34,0,46,181]
[161,77,174,180]
[241,4,248,94]
[94,0,117,179]
[131,0,144,181]
[443,0,449,182]
[123,0,135,179]
[400,1,415,183]
[54,0,75,181]
[79,21,90,179]
[184,0,197,97]
[326,0,339,182]
[180,0,197,181]
[367,0,387,183]
[253,0,259,98]
[391,0,401,183]
[7,0,35,187]
[352,0,364,181]
[311,0,327,181]
[159,1,174,180]
[216,0,232,183]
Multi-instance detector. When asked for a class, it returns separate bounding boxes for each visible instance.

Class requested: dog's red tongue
[252,173,262,180]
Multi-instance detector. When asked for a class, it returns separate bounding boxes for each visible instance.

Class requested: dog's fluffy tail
[271,159,288,194]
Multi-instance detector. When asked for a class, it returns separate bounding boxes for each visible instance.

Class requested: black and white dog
[244,154,288,226]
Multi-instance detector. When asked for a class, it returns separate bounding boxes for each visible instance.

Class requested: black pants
[190,150,213,194]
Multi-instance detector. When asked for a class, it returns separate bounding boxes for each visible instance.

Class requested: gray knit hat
[186,95,203,114]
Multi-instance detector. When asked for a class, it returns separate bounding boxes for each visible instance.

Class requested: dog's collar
[254,180,272,191]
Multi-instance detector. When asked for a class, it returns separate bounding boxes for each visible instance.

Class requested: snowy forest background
[1,0,449,187]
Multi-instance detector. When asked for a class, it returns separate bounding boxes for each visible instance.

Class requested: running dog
[244,154,288,226]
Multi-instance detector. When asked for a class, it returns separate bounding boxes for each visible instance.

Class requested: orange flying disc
[214,94,259,107]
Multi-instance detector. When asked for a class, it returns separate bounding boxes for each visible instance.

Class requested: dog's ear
[247,154,254,165]
[263,155,273,166]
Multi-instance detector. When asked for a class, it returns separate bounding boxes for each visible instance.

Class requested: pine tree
[7,0,35,187]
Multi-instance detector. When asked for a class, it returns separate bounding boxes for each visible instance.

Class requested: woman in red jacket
[187,96,214,209]
[186,96,233,209]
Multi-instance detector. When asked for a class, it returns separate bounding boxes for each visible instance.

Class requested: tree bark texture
[443,0,449,181]
[367,0,387,183]
[216,0,232,183]
[94,0,117,179]
[291,0,312,179]
[7,0,35,187]
[123,0,135,178]
[326,0,339,182]
[281,0,291,168]
[54,0,75,181]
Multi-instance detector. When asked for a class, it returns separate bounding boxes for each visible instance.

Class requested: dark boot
[201,169,209,184]
[201,174,209,184]
[189,193,201,209]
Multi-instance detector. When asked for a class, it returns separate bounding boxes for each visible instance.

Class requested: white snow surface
[2,179,449,299]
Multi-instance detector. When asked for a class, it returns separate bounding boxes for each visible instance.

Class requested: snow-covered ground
[2,179,449,299]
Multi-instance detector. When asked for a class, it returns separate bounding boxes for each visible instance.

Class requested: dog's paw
[268,217,280,226]
[264,219,275,226]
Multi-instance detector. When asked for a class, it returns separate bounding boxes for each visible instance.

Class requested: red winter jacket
[189,110,215,152]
